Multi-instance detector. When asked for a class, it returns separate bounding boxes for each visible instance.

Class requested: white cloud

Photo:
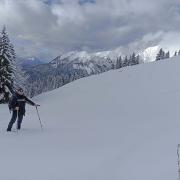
[0,0,180,61]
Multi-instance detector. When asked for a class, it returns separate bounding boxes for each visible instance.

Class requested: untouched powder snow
[1,56,180,180]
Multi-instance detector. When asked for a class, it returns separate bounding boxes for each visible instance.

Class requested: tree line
[0,26,26,103]
[115,48,180,70]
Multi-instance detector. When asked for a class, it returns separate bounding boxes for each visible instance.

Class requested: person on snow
[7,88,40,132]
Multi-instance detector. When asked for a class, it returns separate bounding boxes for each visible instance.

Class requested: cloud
[0,0,180,61]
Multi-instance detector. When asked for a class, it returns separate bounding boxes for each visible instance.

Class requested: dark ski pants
[7,111,24,131]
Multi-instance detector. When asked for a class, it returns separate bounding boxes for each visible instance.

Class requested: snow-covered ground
[1,56,180,180]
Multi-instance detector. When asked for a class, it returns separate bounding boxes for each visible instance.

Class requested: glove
[15,107,19,111]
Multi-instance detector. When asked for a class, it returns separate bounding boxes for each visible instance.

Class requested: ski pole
[35,106,43,131]
[177,144,180,180]
[16,109,19,134]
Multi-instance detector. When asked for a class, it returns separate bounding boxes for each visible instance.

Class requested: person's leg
[7,111,17,131]
[17,114,23,130]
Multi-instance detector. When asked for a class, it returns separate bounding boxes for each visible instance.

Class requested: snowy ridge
[50,45,161,65]
[49,50,114,70]
[25,45,164,97]
[49,51,114,75]
[49,45,161,73]
[94,45,160,62]
[138,45,160,62]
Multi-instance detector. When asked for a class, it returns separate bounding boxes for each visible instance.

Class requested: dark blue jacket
[9,93,35,115]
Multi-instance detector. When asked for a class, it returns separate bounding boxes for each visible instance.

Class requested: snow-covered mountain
[138,45,160,62]
[25,45,161,97]
[50,51,115,72]
[93,45,160,62]
[26,51,115,97]
[0,55,180,180]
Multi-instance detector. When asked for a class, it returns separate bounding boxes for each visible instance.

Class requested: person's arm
[24,96,36,106]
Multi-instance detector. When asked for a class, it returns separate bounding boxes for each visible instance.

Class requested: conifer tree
[156,48,165,61]
[165,51,170,59]
[136,55,140,65]
[178,50,180,56]
[0,26,15,103]
[116,56,122,69]
[130,52,137,66]
[174,51,177,56]
[122,56,129,67]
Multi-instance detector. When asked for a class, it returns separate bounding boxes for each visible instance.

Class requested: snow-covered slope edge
[1,56,180,180]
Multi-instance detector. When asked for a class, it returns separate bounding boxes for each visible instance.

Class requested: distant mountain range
[25,51,115,97]
[22,45,162,97]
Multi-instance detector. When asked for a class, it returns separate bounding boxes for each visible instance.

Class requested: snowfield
[1,56,180,180]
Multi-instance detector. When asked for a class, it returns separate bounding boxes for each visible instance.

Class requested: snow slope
[1,56,180,180]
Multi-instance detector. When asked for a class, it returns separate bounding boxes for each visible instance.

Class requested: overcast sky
[0,0,180,61]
